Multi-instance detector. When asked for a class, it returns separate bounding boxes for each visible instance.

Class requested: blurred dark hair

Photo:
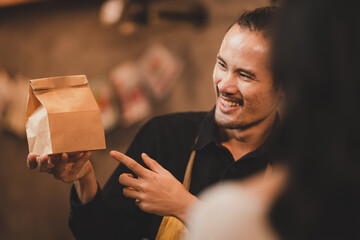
[269,0,360,239]
[228,6,277,38]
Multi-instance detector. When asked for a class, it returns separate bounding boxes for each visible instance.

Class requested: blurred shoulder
[187,182,279,240]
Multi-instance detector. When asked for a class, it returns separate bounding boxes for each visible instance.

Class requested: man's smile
[218,94,244,113]
[220,98,241,107]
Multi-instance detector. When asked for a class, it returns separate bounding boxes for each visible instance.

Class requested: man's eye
[239,73,251,81]
[218,61,226,69]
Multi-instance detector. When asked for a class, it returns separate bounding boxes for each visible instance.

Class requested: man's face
[213,25,280,129]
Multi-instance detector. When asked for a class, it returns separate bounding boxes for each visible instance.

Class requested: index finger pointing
[110,151,149,177]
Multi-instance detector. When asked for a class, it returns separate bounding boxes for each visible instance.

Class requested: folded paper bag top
[25,75,106,155]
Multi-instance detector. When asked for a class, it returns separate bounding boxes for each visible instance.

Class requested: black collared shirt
[69,108,274,240]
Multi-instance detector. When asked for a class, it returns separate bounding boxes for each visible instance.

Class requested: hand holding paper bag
[27,151,92,183]
[25,75,106,155]
[27,151,98,203]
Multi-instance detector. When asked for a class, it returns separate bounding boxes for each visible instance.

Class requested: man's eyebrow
[217,56,227,66]
[217,56,256,78]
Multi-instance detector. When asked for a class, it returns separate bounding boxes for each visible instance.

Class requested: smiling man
[27,6,280,240]
[214,20,279,160]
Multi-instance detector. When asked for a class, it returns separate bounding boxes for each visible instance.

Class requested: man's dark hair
[269,0,360,239]
[227,6,277,37]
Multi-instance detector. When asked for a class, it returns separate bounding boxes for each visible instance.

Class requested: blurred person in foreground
[187,0,360,239]
[27,7,281,240]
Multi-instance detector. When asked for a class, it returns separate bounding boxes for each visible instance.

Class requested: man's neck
[220,112,277,161]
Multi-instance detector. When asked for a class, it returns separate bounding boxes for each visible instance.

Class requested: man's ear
[278,86,285,98]
[277,87,286,117]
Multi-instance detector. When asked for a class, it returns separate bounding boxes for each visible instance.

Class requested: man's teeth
[220,98,240,107]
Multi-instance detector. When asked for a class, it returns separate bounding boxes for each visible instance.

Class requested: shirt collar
[191,107,218,150]
[235,113,281,163]
[191,107,280,160]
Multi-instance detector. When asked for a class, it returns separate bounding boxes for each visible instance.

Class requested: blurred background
[0,0,271,239]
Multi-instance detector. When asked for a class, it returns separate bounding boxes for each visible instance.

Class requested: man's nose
[217,73,238,94]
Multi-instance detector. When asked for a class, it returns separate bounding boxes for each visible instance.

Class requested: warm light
[0,0,45,8]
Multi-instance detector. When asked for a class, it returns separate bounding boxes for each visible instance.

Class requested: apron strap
[182,149,196,190]
[263,162,273,181]
[155,140,198,240]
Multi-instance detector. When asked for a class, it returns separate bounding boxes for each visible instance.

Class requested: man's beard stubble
[215,87,255,130]
[214,111,265,130]
[215,86,270,130]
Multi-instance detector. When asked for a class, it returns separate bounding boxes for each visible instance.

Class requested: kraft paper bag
[25,75,106,155]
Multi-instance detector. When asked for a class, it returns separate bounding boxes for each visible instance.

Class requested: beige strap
[155,214,187,240]
[182,150,196,190]
[155,149,196,240]
[263,162,273,181]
